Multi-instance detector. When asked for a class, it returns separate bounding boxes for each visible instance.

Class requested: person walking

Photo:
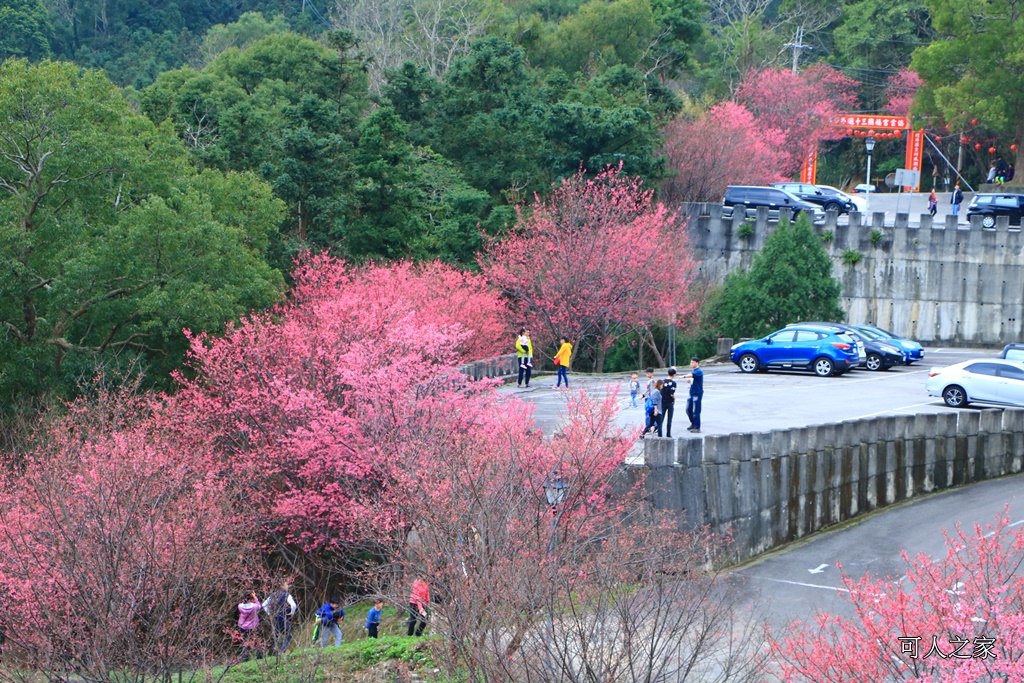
[237,592,262,662]
[684,357,704,433]
[553,336,572,388]
[661,368,678,437]
[516,328,533,388]
[365,599,383,639]
[315,597,345,648]
[406,578,430,637]
[644,380,663,437]
[951,183,964,219]
[262,580,297,654]
[928,190,938,217]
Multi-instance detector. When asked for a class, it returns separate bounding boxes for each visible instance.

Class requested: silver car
[926,359,1024,408]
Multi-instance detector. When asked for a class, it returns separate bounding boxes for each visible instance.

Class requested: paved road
[732,473,1024,628]
[501,346,1000,445]
[837,191,994,227]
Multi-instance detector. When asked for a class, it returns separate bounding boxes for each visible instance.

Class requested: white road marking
[983,519,1024,538]
[847,401,936,420]
[748,575,850,593]
[808,564,828,574]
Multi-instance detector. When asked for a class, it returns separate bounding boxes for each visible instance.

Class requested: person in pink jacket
[406,578,430,636]
[237,592,262,661]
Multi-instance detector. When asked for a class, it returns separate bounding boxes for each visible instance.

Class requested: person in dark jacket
[661,368,678,437]
[315,597,345,647]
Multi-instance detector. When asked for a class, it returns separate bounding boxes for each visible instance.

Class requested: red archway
[801,115,923,191]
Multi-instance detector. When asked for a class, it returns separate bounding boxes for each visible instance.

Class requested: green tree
[0,0,52,61]
[0,60,283,403]
[708,214,843,339]
[912,0,1024,170]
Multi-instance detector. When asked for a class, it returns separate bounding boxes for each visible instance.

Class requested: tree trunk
[641,326,665,368]
[1016,119,1024,180]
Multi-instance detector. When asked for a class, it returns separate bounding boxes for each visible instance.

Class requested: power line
[300,0,333,28]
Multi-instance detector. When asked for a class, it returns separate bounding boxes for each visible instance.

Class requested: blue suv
[730,325,862,377]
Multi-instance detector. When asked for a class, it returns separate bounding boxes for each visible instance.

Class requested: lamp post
[864,133,876,213]
[542,471,569,677]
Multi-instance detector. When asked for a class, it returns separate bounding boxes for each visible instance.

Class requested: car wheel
[865,353,883,371]
[824,201,843,213]
[738,353,760,373]
[813,357,835,377]
[942,385,968,408]
[982,215,995,229]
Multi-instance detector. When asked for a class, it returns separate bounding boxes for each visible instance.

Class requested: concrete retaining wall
[640,409,1024,562]
[683,203,1024,345]
[458,353,518,380]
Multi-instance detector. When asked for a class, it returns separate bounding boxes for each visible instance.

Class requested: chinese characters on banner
[800,149,818,184]
[834,115,909,130]
[904,129,925,191]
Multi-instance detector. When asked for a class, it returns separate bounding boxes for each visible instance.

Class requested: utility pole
[784,26,813,74]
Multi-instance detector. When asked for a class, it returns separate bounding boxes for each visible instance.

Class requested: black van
[723,186,825,222]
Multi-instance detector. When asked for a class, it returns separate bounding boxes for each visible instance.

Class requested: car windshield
[854,326,885,340]
[835,333,856,344]
[874,327,901,339]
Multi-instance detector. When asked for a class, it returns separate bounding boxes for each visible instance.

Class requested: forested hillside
[1,0,1022,402]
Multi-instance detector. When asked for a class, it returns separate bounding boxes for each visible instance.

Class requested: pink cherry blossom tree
[885,69,923,118]
[660,101,789,203]
[169,254,511,579]
[0,385,256,681]
[736,64,860,175]
[770,510,1024,682]
[479,167,701,373]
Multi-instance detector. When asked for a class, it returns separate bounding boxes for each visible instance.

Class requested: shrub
[842,249,863,265]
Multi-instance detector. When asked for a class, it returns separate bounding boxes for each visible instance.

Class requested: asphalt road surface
[502,346,1001,444]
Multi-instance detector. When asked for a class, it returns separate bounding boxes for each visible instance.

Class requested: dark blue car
[730,325,862,377]
[852,325,925,364]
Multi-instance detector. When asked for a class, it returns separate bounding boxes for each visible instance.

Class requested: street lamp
[864,133,876,213]
[542,471,569,676]
[544,473,568,507]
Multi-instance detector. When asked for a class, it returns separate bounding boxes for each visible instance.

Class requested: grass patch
[842,249,863,265]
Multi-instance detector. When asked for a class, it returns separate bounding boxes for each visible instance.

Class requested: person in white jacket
[262,581,297,654]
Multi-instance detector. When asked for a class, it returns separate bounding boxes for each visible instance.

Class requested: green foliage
[912,0,1024,161]
[832,0,932,76]
[707,214,844,340]
[200,11,290,65]
[737,222,755,239]
[0,60,283,403]
[821,230,835,242]
[0,0,52,61]
[869,229,884,244]
[386,38,675,204]
[842,249,863,265]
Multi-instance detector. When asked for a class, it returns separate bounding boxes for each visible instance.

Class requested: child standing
[365,599,383,639]
[629,373,640,408]
[315,597,345,648]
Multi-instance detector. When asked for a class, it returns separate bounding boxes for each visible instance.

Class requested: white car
[817,185,868,213]
[926,359,1024,408]
[853,184,877,194]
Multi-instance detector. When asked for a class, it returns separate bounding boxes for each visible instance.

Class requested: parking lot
[503,347,1005,443]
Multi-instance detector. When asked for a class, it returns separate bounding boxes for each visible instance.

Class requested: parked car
[852,325,925,364]
[852,184,876,193]
[817,185,868,213]
[771,183,859,215]
[965,193,1024,228]
[787,322,902,370]
[722,186,826,222]
[926,359,1024,408]
[1001,343,1024,361]
[729,325,862,377]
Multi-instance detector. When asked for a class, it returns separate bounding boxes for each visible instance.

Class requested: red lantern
[868,129,876,137]
[961,137,969,144]
[847,128,854,136]
[975,143,982,151]
[1012,144,1018,152]
[990,147,997,154]
[971,119,978,126]
[935,136,942,143]
[894,130,902,138]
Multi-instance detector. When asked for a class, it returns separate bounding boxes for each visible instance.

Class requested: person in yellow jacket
[516,328,533,388]
[553,336,572,389]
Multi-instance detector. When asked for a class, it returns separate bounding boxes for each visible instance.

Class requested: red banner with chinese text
[904,129,924,191]
[800,149,818,184]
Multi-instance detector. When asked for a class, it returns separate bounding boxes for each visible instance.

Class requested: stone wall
[639,409,1024,562]
[684,203,1024,346]
[457,353,519,380]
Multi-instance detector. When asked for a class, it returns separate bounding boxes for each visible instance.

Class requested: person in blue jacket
[315,597,345,647]
[685,357,704,433]
[365,598,383,639]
